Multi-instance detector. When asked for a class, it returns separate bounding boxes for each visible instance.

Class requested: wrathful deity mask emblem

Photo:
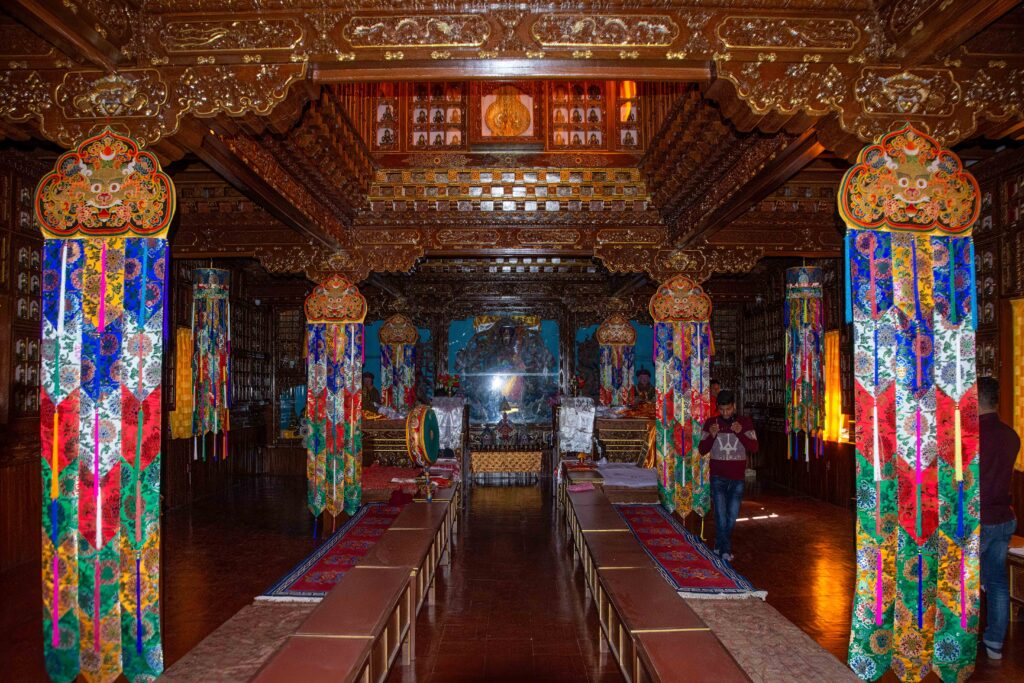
[485,85,531,137]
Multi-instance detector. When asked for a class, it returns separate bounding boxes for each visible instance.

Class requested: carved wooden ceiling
[2,0,1023,289]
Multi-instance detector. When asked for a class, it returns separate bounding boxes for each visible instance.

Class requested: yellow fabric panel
[824,330,843,442]
[168,327,194,439]
[1012,299,1024,471]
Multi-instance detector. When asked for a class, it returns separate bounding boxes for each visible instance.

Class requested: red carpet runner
[258,502,403,601]
[615,504,766,599]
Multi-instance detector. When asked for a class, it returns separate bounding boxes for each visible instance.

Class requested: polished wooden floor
[1,476,1020,681]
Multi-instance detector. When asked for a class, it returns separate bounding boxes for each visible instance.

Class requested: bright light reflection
[490,374,505,391]
[735,513,779,522]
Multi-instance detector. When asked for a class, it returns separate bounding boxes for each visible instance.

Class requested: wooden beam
[900,0,1020,65]
[6,0,121,70]
[180,121,342,250]
[313,59,712,83]
[681,129,825,247]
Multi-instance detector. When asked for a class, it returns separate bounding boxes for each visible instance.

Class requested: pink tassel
[875,549,884,625]
[98,242,107,332]
[52,555,59,646]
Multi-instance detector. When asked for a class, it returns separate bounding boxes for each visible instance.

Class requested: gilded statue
[484,85,531,137]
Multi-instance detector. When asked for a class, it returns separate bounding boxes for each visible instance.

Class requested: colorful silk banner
[597,314,636,407]
[305,276,367,521]
[784,267,825,460]
[649,276,713,517]
[823,330,843,442]
[379,314,418,414]
[1012,299,1024,471]
[842,125,981,683]
[190,268,230,460]
[36,128,174,682]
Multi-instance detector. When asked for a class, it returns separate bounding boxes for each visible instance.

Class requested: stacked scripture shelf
[710,303,741,394]
[741,271,785,434]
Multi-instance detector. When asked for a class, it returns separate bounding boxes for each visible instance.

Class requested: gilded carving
[56,70,167,119]
[595,228,665,244]
[530,15,679,47]
[884,0,943,37]
[594,244,659,274]
[966,68,1024,120]
[354,229,422,245]
[720,62,845,115]
[160,19,303,52]
[436,229,500,245]
[0,23,57,59]
[178,63,306,117]
[0,70,50,121]
[717,17,860,51]
[854,68,960,117]
[342,15,491,48]
[515,229,580,245]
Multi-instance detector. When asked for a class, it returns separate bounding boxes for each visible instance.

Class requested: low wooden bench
[595,566,707,674]
[389,500,453,568]
[580,532,650,598]
[252,635,373,683]
[361,527,440,612]
[634,630,750,683]
[254,566,414,683]
[563,488,750,683]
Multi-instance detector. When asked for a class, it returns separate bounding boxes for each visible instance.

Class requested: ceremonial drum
[405,404,440,468]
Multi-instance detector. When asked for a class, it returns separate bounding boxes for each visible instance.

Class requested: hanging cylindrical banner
[379,314,419,414]
[191,268,230,460]
[36,128,174,682]
[304,275,367,521]
[596,314,637,407]
[784,266,825,460]
[649,275,713,516]
[841,125,981,683]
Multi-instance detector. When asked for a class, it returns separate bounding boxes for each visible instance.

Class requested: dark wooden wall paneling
[0,154,47,571]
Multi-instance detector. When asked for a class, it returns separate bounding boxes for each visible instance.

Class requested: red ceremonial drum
[406,404,440,469]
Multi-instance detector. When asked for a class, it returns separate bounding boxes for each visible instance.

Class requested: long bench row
[252,484,461,683]
[563,487,749,683]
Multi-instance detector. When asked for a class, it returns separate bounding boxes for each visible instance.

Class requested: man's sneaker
[722,553,734,563]
[713,548,721,557]
[984,641,1002,660]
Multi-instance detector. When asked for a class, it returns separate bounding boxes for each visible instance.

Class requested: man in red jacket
[977,377,1020,660]
[698,390,758,562]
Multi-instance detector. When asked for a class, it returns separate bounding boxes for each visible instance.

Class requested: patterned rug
[257,503,403,602]
[615,504,766,599]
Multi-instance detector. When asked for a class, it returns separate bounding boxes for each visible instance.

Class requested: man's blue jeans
[980,518,1017,648]
[710,475,744,557]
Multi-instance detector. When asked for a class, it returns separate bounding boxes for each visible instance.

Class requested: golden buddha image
[485,85,531,137]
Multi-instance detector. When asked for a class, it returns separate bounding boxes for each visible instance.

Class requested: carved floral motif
[179,63,307,116]
[342,15,491,48]
[717,17,860,51]
[531,14,679,47]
